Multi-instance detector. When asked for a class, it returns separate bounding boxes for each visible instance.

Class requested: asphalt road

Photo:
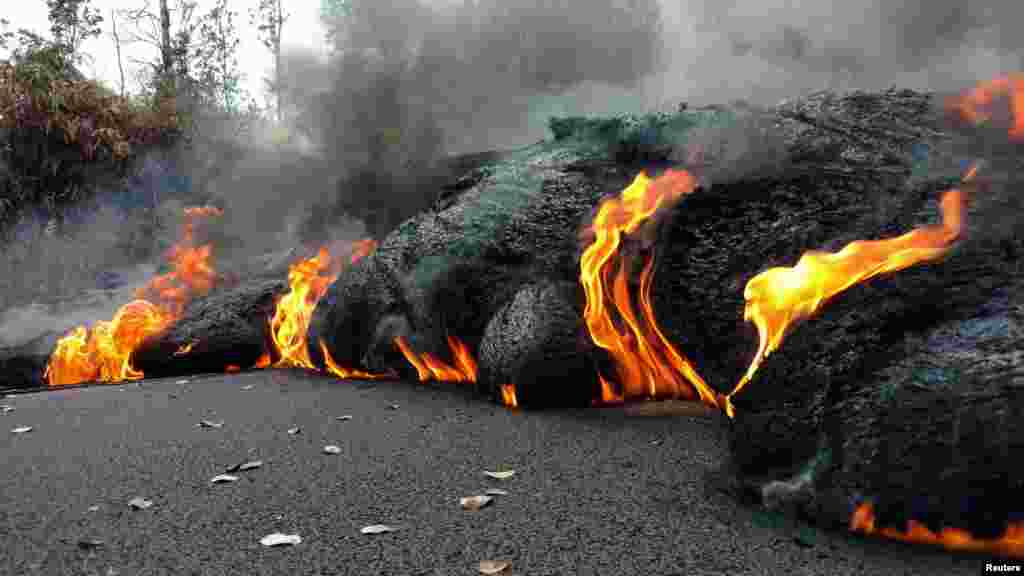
[0,370,989,575]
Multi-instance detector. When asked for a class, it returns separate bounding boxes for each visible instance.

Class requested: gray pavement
[0,370,986,575]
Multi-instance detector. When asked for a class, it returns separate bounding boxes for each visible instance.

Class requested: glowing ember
[45,207,223,386]
[500,383,519,408]
[174,342,195,356]
[225,364,241,373]
[723,163,979,418]
[254,353,271,369]
[945,73,1024,140]
[851,502,1024,557]
[579,169,722,409]
[268,239,377,370]
[393,335,478,383]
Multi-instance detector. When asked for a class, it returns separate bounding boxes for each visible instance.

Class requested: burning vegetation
[45,207,224,386]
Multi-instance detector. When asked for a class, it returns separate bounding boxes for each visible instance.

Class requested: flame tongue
[45,207,223,386]
[580,169,722,408]
[851,502,1024,557]
[724,164,979,417]
[394,335,478,383]
[269,239,378,369]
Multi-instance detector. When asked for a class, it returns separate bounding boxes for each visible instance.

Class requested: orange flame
[724,163,979,417]
[268,239,378,370]
[946,73,1024,139]
[851,502,1024,558]
[393,335,478,383]
[580,169,722,408]
[597,375,624,405]
[254,352,271,368]
[500,383,519,408]
[45,207,223,386]
[318,340,387,380]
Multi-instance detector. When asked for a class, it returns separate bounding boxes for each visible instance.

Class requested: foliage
[0,38,181,231]
[0,50,179,162]
[250,0,287,121]
[118,0,247,116]
[190,0,244,113]
[46,0,104,67]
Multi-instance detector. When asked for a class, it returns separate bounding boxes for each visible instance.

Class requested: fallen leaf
[127,497,153,510]
[336,415,353,421]
[483,470,515,480]
[210,474,239,484]
[226,460,263,473]
[485,489,509,496]
[478,560,512,574]
[323,445,342,455]
[259,533,301,547]
[459,495,494,511]
[197,420,224,429]
[388,404,399,410]
[87,505,100,512]
[360,524,397,535]
[77,538,105,550]
[241,385,254,391]
[287,427,301,435]
[1,404,14,413]
[11,426,32,434]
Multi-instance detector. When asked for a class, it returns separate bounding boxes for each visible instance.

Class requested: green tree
[250,0,287,123]
[45,0,104,68]
[193,0,244,113]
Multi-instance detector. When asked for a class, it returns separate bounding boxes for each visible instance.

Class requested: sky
[2,0,329,104]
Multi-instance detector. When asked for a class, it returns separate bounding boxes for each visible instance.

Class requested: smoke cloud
[648,0,1024,107]
[4,0,1024,342]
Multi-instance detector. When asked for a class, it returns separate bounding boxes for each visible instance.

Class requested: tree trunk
[159,0,174,94]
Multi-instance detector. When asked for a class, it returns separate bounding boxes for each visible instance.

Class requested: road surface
[1,370,986,575]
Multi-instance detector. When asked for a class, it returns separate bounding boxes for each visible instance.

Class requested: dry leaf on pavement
[459,495,494,511]
[128,497,153,510]
[478,560,511,574]
[260,533,301,547]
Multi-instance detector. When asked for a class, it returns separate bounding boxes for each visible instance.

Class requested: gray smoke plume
[4,0,1023,342]
[649,0,1024,108]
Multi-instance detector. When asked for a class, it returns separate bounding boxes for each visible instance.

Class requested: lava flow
[720,163,979,417]
[45,206,224,386]
[851,502,1024,558]
[579,169,722,409]
[393,335,478,383]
